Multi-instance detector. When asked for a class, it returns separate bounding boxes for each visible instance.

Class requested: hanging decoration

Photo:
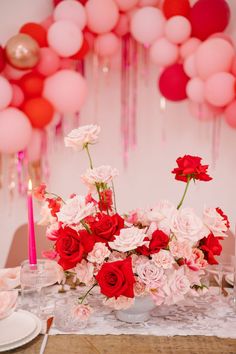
[0,0,234,196]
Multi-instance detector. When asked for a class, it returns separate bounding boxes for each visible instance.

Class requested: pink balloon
[165,16,191,45]
[53,0,87,30]
[188,101,220,121]
[224,100,236,129]
[139,0,160,5]
[180,37,201,60]
[36,47,60,76]
[186,77,204,103]
[0,108,32,154]
[27,128,43,162]
[205,72,235,107]
[210,32,234,46]
[231,56,236,76]
[47,20,83,57]
[86,0,119,34]
[41,15,54,30]
[183,54,197,78]
[0,76,13,110]
[131,7,165,45]
[43,70,87,114]
[11,84,24,107]
[4,64,29,81]
[94,33,120,57]
[114,14,129,37]
[115,0,139,11]
[150,37,178,66]
[195,38,234,80]
[60,58,76,70]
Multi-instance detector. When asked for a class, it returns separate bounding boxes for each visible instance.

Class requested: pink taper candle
[27,179,37,265]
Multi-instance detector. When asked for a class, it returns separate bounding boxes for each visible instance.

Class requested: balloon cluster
[0,0,235,163]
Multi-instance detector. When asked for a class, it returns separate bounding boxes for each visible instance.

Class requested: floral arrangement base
[116,296,156,323]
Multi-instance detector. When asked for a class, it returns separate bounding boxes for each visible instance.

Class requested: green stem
[84,144,93,169]
[111,179,117,213]
[79,283,97,304]
[81,220,92,234]
[177,177,191,210]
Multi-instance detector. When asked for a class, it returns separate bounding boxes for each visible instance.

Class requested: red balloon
[0,46,6,72]
[190,0,230,41]
[20,72,44,98]
[20,23,47,47]
[53,0,87,6]
[22,97,54,128]
[159,64,189,101]
[71,38,90,60]
[163,0,190,19]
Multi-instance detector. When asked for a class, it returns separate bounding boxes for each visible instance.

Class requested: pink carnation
[169,239,192,259]
[75,260,94,286]
[87,243,111,264]
[185,248,208,271]
[151,250,174,269]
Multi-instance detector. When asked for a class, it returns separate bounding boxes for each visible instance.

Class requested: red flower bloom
[90,213,124,244]
[98,189,113,212]
[55,227,95,270]
[46,197,62,218]
[33,183,47,200]
[137,230,169,256]
[172,155,212,182]
[216,207,230,229]
[96,257,135,299]
[200,233,222,265]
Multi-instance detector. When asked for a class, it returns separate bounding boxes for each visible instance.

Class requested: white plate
[225,273,234,286]
[0,310,42,352]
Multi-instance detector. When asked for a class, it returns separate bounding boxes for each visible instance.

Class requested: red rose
[96,257,135,298]
[200,233,222,265]
[98,189,113,212]
[137,230,169,256]
[216,207,230,229]
[55,227,95,270]
[172,155,212,182]
[90,213,124,244]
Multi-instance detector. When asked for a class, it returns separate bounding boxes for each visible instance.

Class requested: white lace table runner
[48,288,236,338]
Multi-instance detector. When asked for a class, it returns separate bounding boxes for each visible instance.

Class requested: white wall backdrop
[0,0,235,266]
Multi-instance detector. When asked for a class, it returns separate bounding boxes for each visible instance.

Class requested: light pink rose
[147,200,177,235]
[81,165,118,192]
[131,254,149,273]
[136,260,166,290]
[186,248,208,271]
[109,226,148,252]
[87,243,111,264]
[0,267,20,290]
[0,290,18,319]
[150,288,165,306]
[203,207,228,237]
[171,208,207,244]
[125,208,150,227]
[73,304,93,321]
[64,125,101,151]
[46,222,60,241]
[103,296,134,310]
[57,195,95,225]
[75,260,94,286]
[108,251,126,262]
[151,250,174,269]
[164,268,190,304]
[169,239,192,259]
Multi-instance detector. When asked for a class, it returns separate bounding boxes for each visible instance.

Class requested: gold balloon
[5,34,40,69]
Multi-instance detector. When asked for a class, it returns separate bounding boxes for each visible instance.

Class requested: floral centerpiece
[35,125,230,323]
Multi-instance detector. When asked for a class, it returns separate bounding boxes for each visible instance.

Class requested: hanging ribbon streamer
[141,45,150,87]
[17,150,27,195]
[8,154,17,200]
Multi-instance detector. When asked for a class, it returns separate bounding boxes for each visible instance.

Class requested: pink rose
[125,208,150,227]
[171,208,207,244]
[185,248,208,271]
[147,200,176,235]
[75,260,94,286]
[131,254,149,273]
[150,288,165,306]
[81,165,118,192]
[87,242,111,264]
[109,227,148,252]
[136,260,166,290]
[103,296,134,310]
[64,125,101,151]
[203,207,228,237]
[169,239,192,259]
[164,268,190,304]
[151,250,174,269]
[73,304,93,321]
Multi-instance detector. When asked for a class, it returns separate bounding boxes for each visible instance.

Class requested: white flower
[136,260,166,290]
[57,195,95,225]
[87,243,111,264]
[81,165,118,191]
[64,125,101,151]
[203,207,228,237]
[38,201,56,225]
[170,208,207,244]
[151,250,174,269]
[147,200,177,235]
[108,227,148,252]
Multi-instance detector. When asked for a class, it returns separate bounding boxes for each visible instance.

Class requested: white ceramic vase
[116,296,156,323]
